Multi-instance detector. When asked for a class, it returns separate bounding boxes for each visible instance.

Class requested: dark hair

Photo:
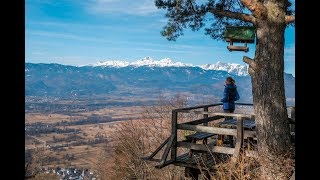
[226,76,235,84]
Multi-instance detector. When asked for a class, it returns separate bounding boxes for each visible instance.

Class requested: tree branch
[243,56,255,66]
[240,0,267,18]
[244,56,256,76]
[209,9,255,23]
[285,15,295,24]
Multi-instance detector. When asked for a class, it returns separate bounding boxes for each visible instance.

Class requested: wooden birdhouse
[224,26,255,52]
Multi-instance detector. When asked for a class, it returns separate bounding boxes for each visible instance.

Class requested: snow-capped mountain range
[87,56,248,76]
[25,60,295,106]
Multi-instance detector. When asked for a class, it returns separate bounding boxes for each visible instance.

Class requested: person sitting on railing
[221,76,240,114]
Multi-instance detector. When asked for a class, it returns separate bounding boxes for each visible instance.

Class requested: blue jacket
[220,84,240,110]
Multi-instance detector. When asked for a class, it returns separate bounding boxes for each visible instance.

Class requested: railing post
[171,110,178,161]
[203,106,208,126]
[232,117,244,162]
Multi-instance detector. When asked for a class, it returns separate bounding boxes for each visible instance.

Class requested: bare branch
[243,55,256,76]
[285,15,295,24]
[209,9,256,24]
[248,66,255,76]
[243,56,256,68]
[240,0,267,18]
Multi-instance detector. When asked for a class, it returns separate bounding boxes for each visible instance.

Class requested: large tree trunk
[250,2,293,179]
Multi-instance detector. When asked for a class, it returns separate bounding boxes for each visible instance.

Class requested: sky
[25,0,295,76]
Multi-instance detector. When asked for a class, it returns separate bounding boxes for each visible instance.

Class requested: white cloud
[27,30,116,43]
[27,30,219,52]
[85,0,159,15]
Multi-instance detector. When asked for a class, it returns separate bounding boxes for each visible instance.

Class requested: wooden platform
[142,103,295,176]
[185,132,215,142]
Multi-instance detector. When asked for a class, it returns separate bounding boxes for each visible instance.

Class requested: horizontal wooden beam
[179,116,224,126]
[192,110,209,115]
[234,103,254,106]
[174,103,223,112]
[177,141,235,154]
[142,136,171,160]
[177,110,210,115]
[211,112,255,119]
[178,124,237,136]
[227,45,249,52]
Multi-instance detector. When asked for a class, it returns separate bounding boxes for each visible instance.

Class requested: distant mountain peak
[92,60,130,67]
[200,61,248,76]
[90,57,193,68]
[87,57,248,76]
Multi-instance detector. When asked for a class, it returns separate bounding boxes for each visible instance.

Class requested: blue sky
[26,0,295,76]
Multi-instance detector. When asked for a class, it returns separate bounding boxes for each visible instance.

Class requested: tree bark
[249,2,293,179]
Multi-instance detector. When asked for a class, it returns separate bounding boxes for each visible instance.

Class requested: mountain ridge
[25,61,295,107]
[80,56,249,76]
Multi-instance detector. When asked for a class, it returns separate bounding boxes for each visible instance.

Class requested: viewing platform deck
[142,103,295,178]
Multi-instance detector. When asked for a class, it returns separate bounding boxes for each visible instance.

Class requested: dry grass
[193,145,295,180]
[95,94,193,179]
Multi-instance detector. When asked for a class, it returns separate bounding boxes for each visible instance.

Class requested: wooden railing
[142,103,295,169]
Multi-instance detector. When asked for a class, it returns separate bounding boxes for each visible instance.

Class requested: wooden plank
[174,103,222,112]
[174,110,208,115]
[178,124,237,136]
[177,141,235,154]
[203,106,209,126]
[177,109,210,115]
[212,112,255,119]
[142,136,170,160]
[185,132,215,141]
[173,103,253,112]
[159,135,174,165]
[227,45,249,52]
[233,117,244,161]
[179,116,224,126]
[171,110,178,161]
